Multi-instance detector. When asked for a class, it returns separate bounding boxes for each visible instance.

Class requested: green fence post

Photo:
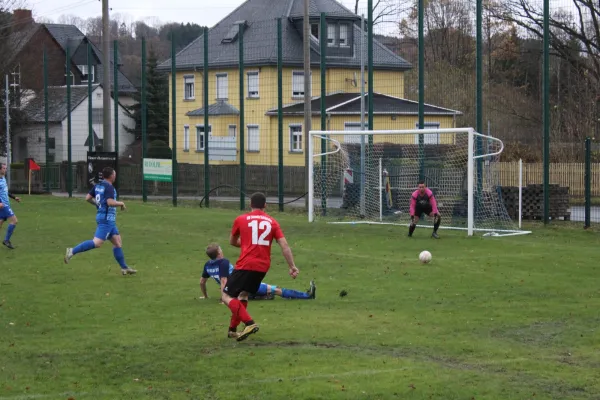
[239,22,245,210]
[203,27,210,208]
[543,0,550,224]
[277,18,284,212]
[43,48,50,193]
[113,40,119,189]
[66,46,72,198]
[418,0,425,181]
[475,0,483,218]
[584,137,591,229]
[171,34,178,207]
[320,12,327,215]
[142,37,148,202]
[87,42,93,153]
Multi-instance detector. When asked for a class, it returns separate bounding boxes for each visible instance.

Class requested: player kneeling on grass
[64,167,137,276]
[199,243,315,307]
[0,163,21,249]
[221,192,300,342]
[409,181,441,239]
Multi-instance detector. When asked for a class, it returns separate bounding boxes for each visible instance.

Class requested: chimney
[13,9,34,31]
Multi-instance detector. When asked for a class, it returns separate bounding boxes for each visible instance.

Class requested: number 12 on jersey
[248,220,272,246]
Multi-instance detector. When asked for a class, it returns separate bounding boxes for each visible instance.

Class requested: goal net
[308,128,531,237]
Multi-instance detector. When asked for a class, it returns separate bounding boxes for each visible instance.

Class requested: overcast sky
[27,0,366,28]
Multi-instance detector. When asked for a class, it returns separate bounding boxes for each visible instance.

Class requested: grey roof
[186,101,240,116]
[265,92,462,116]
[22,85,98,123]
[287,0,358,19]
[43,24,136,94]
[158,0,410,71]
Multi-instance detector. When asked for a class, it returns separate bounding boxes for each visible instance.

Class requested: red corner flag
[28,159,41,171]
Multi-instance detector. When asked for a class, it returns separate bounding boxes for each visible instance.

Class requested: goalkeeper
[409,181,441,239]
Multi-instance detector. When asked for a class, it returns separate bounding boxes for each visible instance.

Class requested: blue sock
[113,247,128,269]
[73,240,96,255]
[281,288,311,299]
[4,224,15,241]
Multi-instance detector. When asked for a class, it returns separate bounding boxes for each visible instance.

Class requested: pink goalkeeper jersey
[410,188,439,216]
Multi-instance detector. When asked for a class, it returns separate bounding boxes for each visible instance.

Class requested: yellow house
[160,0,461,167]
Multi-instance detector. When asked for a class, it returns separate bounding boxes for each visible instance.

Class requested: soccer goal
[308,128,531,237]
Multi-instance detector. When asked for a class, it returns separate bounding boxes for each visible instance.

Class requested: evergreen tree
[124,47,169,143]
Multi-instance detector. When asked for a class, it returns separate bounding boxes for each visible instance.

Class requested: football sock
[281,288,311,299]
[73,240,95,255]
[409,224,416,236]
[434,216,441,233]
[227,299,253,324]
[113,247,128,269]
[4,224,15,241]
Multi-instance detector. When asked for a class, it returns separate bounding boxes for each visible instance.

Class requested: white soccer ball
[419,250,432,264]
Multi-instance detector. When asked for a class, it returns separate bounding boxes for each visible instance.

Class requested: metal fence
[1,0,599,227]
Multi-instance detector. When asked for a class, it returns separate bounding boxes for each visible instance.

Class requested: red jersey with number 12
[231,210,284,273]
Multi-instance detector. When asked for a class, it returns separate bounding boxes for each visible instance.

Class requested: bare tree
[57,14,85,31]
[354,0,411,25]
[489,0,600,84]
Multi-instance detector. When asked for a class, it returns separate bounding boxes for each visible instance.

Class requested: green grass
[1,196,600,400]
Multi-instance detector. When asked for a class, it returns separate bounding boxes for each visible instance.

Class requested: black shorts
[415,204,433,217]
[223,270,266,298]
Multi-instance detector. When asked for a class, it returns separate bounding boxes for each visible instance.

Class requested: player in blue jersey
[64,167,136,276]
[0,163,21,249]
[200,243,315,318]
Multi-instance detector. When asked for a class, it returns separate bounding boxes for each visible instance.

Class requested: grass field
[1,196,600,400]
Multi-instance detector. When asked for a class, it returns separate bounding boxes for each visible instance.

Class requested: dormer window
[311,23,319,41]
[327,24,336,46]
[325,22,353,52]
[222,20,247,44]
[339,24,349,47]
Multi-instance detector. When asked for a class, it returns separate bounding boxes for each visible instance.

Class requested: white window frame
[327,24,336,47]
[414,122,441,145]
[78,64,95,83]
[339,23,349,47]
[247,71,259,98]
[247,124,260,152]
[216,73,228,100]
[183,125,190,151]
[228,125,237,137]
[292,71,311,98]
[195,124,211,151]
[343,122,363,144]
[310,23,320,42]
[289,124,303,153]
[10,64,20,89]
[184,75,195,100]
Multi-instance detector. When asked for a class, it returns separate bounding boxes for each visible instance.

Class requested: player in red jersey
[222,192,299,342]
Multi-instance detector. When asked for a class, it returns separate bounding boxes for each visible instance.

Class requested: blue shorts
[94,223,119,241]
[0,206,15,221]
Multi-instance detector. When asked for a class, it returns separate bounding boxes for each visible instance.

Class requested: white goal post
[308,128,531,237]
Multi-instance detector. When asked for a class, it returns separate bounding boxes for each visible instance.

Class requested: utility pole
[303,0,311,207]
[102,0,112,151]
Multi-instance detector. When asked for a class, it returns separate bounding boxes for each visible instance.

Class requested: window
[247,125,260,152]
[290,125,303,152]
[78,65,95,83]
[48,137,56,150]
[247,72,259,98]
[184,75,195,100]
[414,122,441,145]
[195,125,211,151]
[183,126,190,151]
[339,24,349,47]
[216,73,228,99]
[292,71,311,98]
[327,24,336,46]
[311,23,319,41]
[343,122,363,144]
[229,125,237,137]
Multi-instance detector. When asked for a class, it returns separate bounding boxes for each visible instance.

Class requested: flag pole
[28,169,32,195]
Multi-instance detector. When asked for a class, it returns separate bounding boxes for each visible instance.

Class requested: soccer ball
[419,250,432,264]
